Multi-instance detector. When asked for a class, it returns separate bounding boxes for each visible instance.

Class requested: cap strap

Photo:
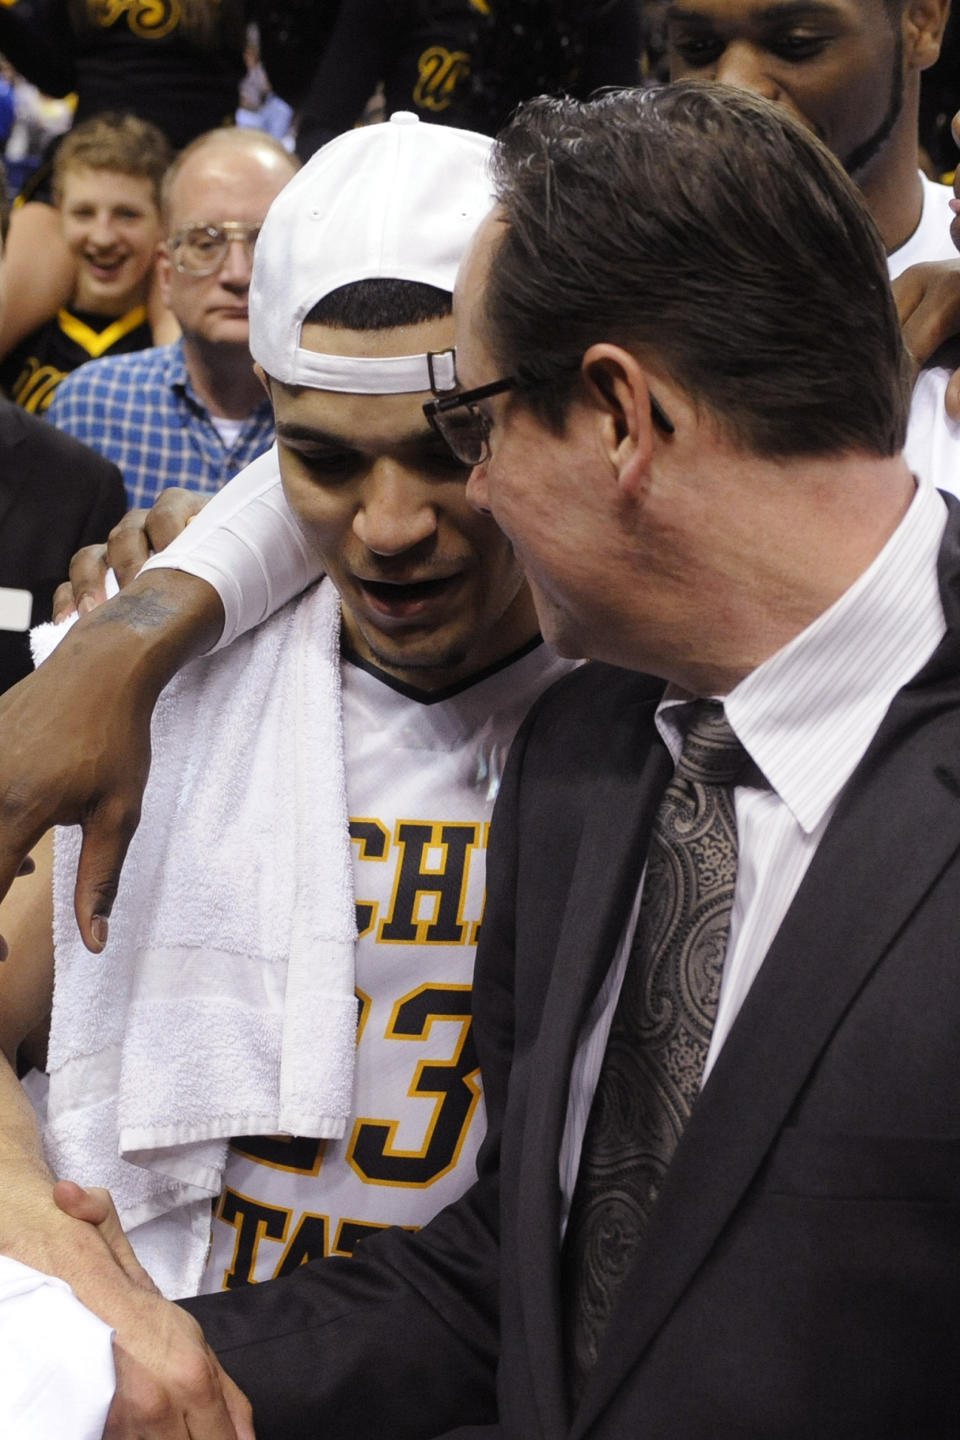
[277,347,457,394]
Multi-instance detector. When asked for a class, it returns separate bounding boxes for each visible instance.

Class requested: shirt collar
[162,337,190,392]
[658,481,948,833]
[165,337,272,426]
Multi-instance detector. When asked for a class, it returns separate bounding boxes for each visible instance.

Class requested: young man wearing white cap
[0,113,568,1433]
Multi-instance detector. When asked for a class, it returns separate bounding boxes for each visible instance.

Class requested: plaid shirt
[45,339,275,510]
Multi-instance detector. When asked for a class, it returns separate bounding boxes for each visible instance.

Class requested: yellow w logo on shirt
[413,46,471,112]
[87,0,181,39]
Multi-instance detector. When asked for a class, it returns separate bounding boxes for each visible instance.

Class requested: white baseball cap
[248,112,494,395]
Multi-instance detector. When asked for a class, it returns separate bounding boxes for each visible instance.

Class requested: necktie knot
[674,700,748,788]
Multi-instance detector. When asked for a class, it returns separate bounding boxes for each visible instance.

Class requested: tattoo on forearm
[85,589,180,635]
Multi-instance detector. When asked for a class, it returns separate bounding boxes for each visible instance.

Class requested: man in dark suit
[0,81,956,1438]
[0,398,125,692]
[174,83,959,1438]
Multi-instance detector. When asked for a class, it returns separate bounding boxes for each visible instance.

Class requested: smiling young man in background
[45,127,295,508]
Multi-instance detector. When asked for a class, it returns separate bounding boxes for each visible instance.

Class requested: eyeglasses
[424,375,520,467]
[423,361,675,467]
[168,221,261,276]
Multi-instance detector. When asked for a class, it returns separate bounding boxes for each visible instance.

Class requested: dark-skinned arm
[0,571,223,956]
[893,257,960,418]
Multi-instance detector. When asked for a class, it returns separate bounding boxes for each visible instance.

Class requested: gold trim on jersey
[228,1134,326,1176]
[346,983,482,1189]
[11,360,65,413]
[469,821,491,945]
[350,817,390,938]
[356,986,373,1045]
[214,1184,292,1290]
[56,303,149,358]
[378,819,482,946]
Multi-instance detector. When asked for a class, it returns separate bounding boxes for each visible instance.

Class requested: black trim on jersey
[340,634,545,705]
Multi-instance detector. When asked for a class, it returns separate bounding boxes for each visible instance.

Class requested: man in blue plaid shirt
[47,128,297,511]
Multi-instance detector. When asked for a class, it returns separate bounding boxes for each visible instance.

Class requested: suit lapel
[513,694,671,1439]
[573,637,960,1436]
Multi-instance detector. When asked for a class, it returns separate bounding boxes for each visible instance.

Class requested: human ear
[156,244,173,309]
[581,343,659,492]
[252,361,271,399]
[903,0,949,71]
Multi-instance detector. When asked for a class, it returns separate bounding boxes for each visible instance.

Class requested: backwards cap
[249,112,494,395]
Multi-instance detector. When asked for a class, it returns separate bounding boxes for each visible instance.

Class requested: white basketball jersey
[201,639,574,1292]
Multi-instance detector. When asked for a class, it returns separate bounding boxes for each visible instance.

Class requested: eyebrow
[668,1,840,20]
[275,420,442,451]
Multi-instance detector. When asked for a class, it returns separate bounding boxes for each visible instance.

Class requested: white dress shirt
[0,1257,115,1438]
[559,481,949,1219]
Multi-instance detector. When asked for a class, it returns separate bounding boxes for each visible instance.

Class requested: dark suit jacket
[185,503,960,1440]
[0,399,126,692]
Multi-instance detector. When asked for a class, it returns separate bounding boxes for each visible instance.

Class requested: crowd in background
[0,0,957,701]
[0,5,959,1434]
[0,0,681,694]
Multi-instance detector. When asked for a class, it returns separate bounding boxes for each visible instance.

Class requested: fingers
[145,489,210,555]
[103,1309,253,1440]
[945,365,960,423]
[67,542,111,616]
[103,1353,208,1439]
[893,259,960,370]
[175,1363,256,1440]
[221,1373,257,1440]
[0,808,45,961]
[102,490,210,593]
[53,1178,113,1224]
[0,852,39,961]
[107,509,154,591]
[48,1179,250,1439]
[74,795,143,953]
[898,293,937,371]
[53,1181,159,1292]
[52,579,79,625]
[891,266,923,329]
[900,312,938,371]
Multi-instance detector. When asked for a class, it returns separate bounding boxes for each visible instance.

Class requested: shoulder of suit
[0,396,122,485]
[544,658,665,703]
[521,658,666,737]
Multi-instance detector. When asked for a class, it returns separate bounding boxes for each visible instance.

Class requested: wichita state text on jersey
[201,638,574,1291]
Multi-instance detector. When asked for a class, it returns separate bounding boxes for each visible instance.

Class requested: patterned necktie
[562,700,749,1403]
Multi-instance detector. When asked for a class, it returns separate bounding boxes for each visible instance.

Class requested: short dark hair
[305,278,452,331]
[485,83,911,459]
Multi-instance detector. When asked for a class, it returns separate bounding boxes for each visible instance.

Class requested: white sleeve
[0,1257,116,1440]
[138,445,325,650]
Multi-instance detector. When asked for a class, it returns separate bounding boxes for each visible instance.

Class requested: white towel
[33,577,358,1299]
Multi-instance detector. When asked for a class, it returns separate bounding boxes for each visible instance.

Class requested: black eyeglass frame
[423,360,675,467]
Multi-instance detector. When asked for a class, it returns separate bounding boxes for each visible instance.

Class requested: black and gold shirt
[0,303,152,414]
[0,0,245,149]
